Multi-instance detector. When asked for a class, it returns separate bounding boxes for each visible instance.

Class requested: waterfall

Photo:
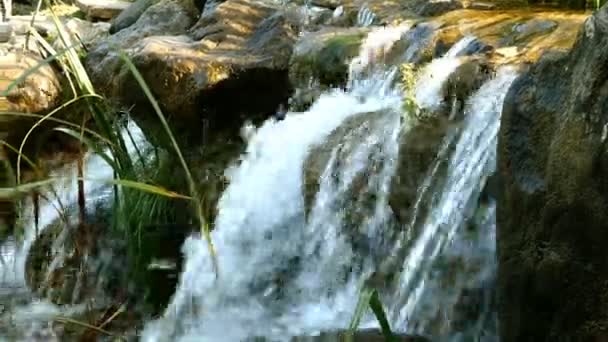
[390,66,518,339]
[1,20,519,341]
[141,24,507,340]
[142,83,404,342]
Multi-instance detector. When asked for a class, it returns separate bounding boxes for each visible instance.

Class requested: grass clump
[0,0,217,310]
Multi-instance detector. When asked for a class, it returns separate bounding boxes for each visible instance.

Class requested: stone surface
[288,27,367,109]
[416,0,463,17]
[75,0,132,20]
[109,0,160,34]
[87,0,297,147]
[497,6,608,341]
[0,52,62,116]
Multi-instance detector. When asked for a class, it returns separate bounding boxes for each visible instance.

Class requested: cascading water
[389,66,518,340]
[0,20,519,342]
[141,22,514,341]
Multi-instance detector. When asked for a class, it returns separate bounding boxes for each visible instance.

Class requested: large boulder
[86,0,298,147]
[497,6,608,341]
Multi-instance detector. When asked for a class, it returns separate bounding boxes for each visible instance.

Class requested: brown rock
[87,0,297,146]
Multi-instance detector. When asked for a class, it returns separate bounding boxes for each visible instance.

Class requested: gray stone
[497,6,608,341]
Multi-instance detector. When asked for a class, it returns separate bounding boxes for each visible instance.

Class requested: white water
[2,23,515,342]
[142,85,404,342]
[142,28,504,341]
[390,66,518,338]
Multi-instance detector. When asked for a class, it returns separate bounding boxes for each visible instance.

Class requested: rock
[0,51,63,156]
[497,6,608,341]
[0,52,62,117]
[291,329,431,341]
[55,18,111,50]
[87,0,297,147]
[289,27,367,108]
[309,0,342,9]
[75,0,132,21]
[415,0,463,17]
[500,18,559,46]
[467,1,496,9]
[0,23,12,43]
[387,22,438,65]
[440,56,493,120]
[109,0,160,34]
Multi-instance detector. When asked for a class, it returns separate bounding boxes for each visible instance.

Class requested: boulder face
[86,0,298,147]
[288,28,367,110]
[497,6,608,341]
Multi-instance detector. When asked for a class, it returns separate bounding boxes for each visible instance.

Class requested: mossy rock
[289,28,368,89]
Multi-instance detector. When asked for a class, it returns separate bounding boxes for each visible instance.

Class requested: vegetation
[0,0,216,314]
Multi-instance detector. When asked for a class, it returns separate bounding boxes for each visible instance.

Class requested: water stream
[142,28,517,341]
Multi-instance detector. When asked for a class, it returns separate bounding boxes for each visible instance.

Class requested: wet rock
[500,18,558,46]
[387,22,438,65]
[291,329,431,341]
[290,27,366,87]
[467,1,496,10]
[87,0,297,147]
[75,0,132,21]
[289,27,366,110]
[309,0,342,9]
[497,6,608,341]
[334,0,418,27]
[440,56,494,120]
[415,0,463,17]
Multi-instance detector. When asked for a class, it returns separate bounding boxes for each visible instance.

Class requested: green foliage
[400,63,418,116]
[0,0,216,308]
[348,286,396,342]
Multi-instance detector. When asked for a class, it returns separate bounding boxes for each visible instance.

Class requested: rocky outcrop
[497,6,608,341]
[86,0,298,147]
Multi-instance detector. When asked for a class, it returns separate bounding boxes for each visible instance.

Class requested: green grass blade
[116,49,219,278]
[348,286,396,342]
[53,127,117,170]
[0,179,55,199]
[78,178,192,200]
[0,112,112,144]
[368,289,396,342]
[15,94,102,183]
[349,286,374,331]
[0,40,85,97]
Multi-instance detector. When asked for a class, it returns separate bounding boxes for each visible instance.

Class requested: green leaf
[79,178,192,200]
[0,179,55,199]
